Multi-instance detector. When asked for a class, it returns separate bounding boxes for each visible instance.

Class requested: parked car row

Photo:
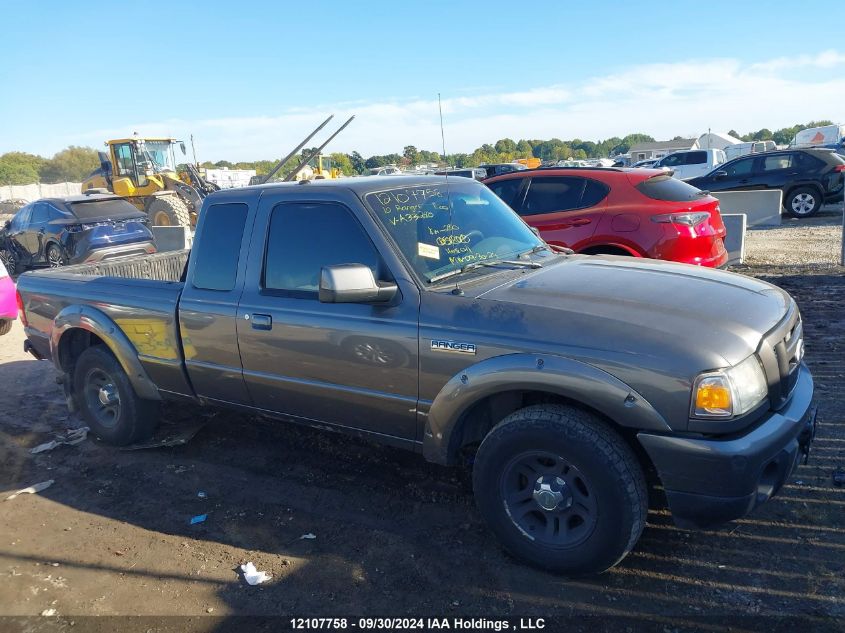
[0,193,157,275]
[687,148,845,217]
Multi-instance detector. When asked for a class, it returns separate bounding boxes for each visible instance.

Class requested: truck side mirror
[713,170,728,180]
[319,264,397,304]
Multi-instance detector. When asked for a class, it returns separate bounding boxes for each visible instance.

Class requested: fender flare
[51,305,161,401]
[422,353,669,465]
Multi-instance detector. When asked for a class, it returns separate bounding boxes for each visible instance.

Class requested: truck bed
[31,249,189,282]
[17,250,191,395]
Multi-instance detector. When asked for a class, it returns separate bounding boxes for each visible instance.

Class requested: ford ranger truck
[17,176,817,575]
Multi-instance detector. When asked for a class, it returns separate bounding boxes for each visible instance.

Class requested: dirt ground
[1,225,844,632]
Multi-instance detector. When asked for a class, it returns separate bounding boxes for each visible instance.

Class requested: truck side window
[192,203,248,291]
[263,202,382,297]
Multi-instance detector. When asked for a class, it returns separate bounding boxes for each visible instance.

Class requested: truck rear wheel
[147,196,192,228]
[72,346,159,445]
[472,404,647,576]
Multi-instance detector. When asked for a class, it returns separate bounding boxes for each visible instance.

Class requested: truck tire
[147,196,192,227]
[0,319,12,336]
[784,186,822,218]
[72,346,159,446]
[472,404,647,576]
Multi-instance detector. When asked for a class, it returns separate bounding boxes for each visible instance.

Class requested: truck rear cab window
[684,151,707,165]
[192,202,248,291]
[636,175,705,202]
[262,202,383,297]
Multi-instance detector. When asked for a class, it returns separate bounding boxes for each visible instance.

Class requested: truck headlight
[692,355,768,418]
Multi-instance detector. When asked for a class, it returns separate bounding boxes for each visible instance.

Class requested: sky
[1,0,844,161]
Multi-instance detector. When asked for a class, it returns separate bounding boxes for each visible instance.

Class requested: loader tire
[147,196,192,228]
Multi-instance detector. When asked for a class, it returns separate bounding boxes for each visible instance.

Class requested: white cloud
[60,50,845,161]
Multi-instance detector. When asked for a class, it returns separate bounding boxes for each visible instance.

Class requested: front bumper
[638,363,816,529]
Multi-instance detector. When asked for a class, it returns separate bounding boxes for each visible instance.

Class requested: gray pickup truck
[17,176,816,575]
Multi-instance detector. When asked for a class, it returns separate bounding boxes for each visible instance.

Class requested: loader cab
[107,138,185,197]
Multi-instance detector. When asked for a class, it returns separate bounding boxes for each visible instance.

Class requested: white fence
[0,182,82,202]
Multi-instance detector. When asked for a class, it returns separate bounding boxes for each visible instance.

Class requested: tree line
[0,120,833,186]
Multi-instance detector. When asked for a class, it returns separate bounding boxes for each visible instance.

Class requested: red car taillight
[650,212,711,226]
[16,289,27,327]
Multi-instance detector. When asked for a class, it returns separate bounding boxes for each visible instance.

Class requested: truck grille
[761,306,803,410]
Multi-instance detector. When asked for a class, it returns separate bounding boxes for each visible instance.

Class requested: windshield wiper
[427,258,542,284]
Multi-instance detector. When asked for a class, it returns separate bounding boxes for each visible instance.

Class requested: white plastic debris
[240,562,271,586]
[40,609,57,616]
[299,533,316,540]
[31,427,89,454]
[5,480,54,501]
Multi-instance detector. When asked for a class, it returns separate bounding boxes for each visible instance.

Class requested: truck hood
[476,255,790,367]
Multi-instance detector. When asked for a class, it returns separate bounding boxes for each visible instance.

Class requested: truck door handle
[250,313,272,330]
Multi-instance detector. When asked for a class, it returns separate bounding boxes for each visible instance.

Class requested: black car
[687,148,845,218]
[0,194,156,273]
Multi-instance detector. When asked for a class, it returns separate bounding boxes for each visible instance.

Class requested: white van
[724,141,776,160]
[652,149,726,180]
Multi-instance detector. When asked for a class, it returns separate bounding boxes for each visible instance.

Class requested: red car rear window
[636,175,708,202]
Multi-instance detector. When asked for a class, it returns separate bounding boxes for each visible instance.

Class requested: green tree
[349,151,366,174]
[39,146,99,183]
[402,145,419,164]
[329,152,354,175]
[0,151,46,185]
[515,139,533,155]
[494,138,517,154]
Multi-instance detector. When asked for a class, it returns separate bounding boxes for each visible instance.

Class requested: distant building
[202,167,256,189]
[628,138,698,162]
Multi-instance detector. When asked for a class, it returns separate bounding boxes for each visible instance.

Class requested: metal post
[840,174,845,265]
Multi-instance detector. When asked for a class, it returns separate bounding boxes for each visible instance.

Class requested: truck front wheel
[72,346,159,445]
[472,404,647,576]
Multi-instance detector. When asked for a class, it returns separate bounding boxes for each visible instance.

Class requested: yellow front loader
[81,137,219,227]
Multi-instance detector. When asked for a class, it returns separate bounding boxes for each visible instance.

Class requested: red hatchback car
[484,167,728,267]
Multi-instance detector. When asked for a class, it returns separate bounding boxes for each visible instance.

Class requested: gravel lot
[744,205,844,267]
[0,213,843,632]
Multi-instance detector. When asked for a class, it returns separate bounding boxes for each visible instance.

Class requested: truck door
[236,193,420,443]
[178,198,254,405]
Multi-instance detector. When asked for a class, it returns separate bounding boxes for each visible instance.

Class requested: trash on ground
[189,514,207,525]
[121,420,207,451]
[300,533,316,540]
[240,562,271,585]
[30,427,89,454]
[833,468,845,487]
[40,609,57,616]
[5,480,54,501]
[197,491,208,499]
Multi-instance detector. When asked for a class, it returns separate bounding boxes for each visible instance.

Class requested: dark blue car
[0,194,156,273]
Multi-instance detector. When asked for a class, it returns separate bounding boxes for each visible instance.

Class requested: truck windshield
[364,180,543,283]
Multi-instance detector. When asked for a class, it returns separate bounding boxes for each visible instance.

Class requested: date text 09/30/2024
[290,618,546,630]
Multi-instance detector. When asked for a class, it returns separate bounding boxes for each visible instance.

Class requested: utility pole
[190,134,198,167]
